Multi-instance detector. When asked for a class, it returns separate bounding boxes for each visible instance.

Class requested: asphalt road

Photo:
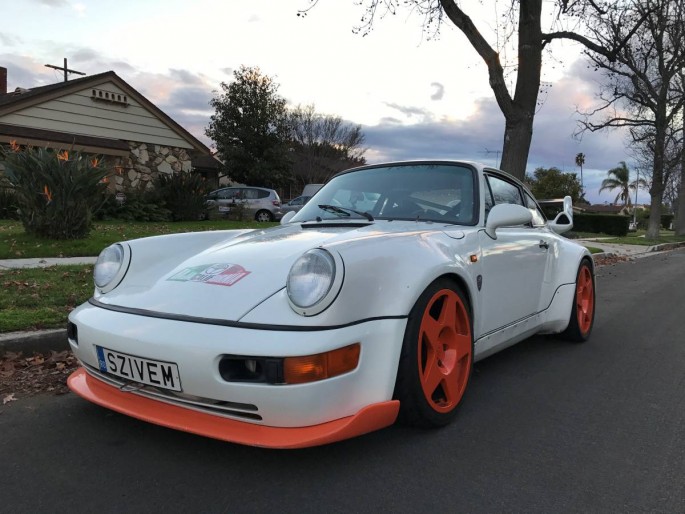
[1,249,684,514]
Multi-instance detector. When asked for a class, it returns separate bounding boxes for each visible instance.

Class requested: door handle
[539,240,549,249]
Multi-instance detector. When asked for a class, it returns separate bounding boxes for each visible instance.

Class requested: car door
[477,174,550,337]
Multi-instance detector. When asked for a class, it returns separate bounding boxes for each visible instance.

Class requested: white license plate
[95,346,182,392]
[218,206,231,213]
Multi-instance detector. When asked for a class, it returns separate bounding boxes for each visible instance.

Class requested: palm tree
[599,161,640,206]
[575,152,585,193]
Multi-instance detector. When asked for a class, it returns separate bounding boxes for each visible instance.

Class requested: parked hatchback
[206,186,283,222]
[281,195,312,214]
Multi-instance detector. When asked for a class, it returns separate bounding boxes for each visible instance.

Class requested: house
[585,204,632,216]
[0,66,220,191]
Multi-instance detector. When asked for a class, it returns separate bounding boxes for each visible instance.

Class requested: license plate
[95,346,182,392]
[218,206,231,213]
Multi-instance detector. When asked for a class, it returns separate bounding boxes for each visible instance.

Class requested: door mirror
[485,204,533,239]
[548,195,574,235]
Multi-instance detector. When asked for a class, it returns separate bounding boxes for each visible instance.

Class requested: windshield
[291,163,477,225]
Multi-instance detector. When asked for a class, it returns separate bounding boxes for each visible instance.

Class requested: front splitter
[67,368,399,449]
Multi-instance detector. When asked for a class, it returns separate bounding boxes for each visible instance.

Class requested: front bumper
[68,369,399,448]
[67,301,407,441]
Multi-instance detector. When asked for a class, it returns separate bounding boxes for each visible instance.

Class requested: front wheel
[255,210,273,222]
[394,278,473,428]
[561,259,595,342]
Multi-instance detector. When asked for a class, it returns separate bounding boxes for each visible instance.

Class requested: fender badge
[168,263,251,287]
[477,275,483,291]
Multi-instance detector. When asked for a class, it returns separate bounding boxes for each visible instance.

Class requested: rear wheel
[561,259,595,342]
[394,278,473,427]
[255,210,273,222]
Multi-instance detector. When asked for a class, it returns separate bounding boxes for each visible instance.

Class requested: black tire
[394,278,474,428]
[255,210,273,222]
[561,259,596,342]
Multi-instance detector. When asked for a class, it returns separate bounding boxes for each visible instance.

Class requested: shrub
[154,172,208,221]
[95,189,171,222]
[661,214,674,230]
[573,213,630,236]
[0,145,109,239]
[0,185,19,220]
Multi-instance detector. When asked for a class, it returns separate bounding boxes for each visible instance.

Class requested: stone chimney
[0,67,7,95]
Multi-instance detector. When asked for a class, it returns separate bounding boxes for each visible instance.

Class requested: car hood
[97,221,451,321]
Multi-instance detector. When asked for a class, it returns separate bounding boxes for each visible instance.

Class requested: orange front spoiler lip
[67,368,399,449]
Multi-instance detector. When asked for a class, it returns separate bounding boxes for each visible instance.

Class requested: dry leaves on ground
[0,350,78,401]
[594,254,633,266]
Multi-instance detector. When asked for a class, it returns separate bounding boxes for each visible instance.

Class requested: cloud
[0,33,21,47]
[248,14,260,23]
[221,67,234,76]
[31,0,68,6]
[430,82,444,101]
[71,48,99,62]
[360,58,630,203]
[383,102,433,121]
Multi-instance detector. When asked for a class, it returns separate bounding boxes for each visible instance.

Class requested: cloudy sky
[1,0,645,203]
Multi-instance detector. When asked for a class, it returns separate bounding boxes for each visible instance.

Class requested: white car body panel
[68,160,593,443]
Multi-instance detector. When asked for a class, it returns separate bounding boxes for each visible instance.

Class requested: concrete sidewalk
[0,256,98,269]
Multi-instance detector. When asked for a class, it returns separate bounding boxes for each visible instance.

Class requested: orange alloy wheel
[417,288,472,413]
[576,265,595,335]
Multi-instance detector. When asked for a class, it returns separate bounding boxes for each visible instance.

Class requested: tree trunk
[499,113,534,179]
[498,0,542,180]
[645,109,667,240]
[676,148,685,235]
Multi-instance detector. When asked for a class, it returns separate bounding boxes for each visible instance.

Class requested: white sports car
[67,161,596,448]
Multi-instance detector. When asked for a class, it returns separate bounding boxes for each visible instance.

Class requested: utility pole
[45,58,85,82]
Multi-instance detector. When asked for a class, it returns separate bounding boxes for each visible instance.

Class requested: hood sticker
[168,263,250,287]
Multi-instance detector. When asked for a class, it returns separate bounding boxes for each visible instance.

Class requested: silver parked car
[206,186,283,222]
[281,195,312,214]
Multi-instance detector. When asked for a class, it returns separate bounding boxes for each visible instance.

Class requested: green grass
[0,265,93,332]
[0,220,276,259]
[569,229,685,246]
[584,246,604,254]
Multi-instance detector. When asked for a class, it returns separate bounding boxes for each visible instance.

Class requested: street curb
[648,241,685,252]
[0,329,68,355]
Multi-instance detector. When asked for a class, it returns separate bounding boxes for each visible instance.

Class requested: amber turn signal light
[283,343,361,384]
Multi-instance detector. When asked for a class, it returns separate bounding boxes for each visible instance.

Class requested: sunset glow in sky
[1,0,646,203]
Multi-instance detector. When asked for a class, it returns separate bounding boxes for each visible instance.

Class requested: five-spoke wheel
[394,278,473,427]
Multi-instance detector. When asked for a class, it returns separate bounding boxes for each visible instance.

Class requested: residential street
[1,249,684,514]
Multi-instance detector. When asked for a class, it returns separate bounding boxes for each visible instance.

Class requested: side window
[244,188,259,200]
[487,175,524,206]
[218,189,235,200]
[524,192,547,227]
[256,189,270,199]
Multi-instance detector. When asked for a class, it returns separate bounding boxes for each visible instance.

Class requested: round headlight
[287,249,336,310]
[94,244,124,289]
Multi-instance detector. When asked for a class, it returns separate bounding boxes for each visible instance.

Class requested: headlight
[94,244,126,291]
[287,249,343,316]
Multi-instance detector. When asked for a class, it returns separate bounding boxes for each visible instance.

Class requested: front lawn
[0,265,93,333]
[0,220,276,259]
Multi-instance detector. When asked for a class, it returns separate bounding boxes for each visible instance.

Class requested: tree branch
[438,0,514,117]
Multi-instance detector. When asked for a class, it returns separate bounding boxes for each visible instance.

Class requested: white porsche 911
[67,161,596,448]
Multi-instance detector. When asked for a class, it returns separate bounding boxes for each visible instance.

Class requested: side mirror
[280,211,296,225]
[548,195,574,235]
[485,204,533,239]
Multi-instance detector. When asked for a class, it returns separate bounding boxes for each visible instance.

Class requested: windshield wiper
[318,204,374,222]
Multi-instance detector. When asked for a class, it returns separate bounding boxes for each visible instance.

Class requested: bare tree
[288,104,366,187]
[578,0,685,239]
[299,1,650,181]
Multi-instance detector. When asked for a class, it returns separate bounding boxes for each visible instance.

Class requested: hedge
[573,213,630,236]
